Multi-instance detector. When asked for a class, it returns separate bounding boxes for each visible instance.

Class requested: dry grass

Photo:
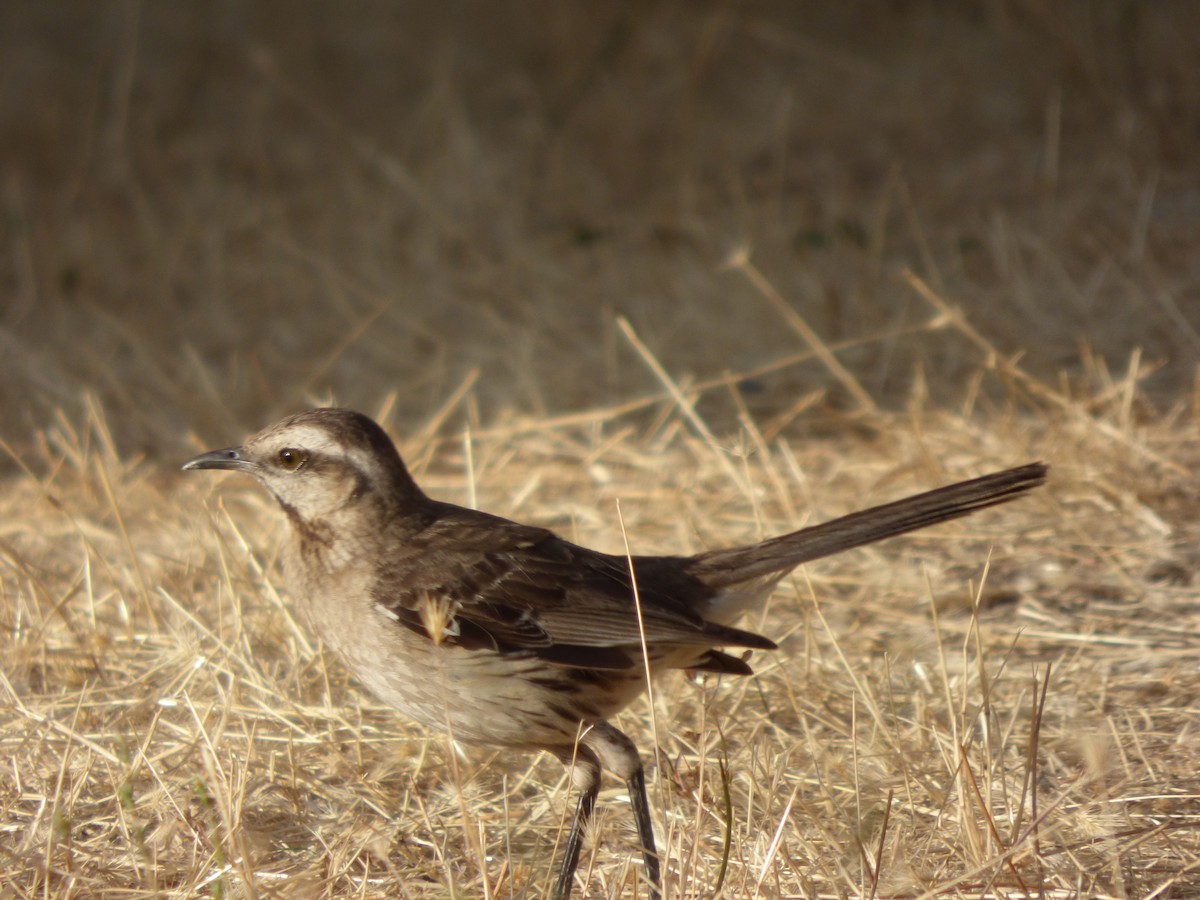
[3,3,1199,898]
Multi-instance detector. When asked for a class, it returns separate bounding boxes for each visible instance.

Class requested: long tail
[691,462,1047,588]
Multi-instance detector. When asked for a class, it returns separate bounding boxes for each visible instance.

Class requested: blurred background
[1,0,1197,455]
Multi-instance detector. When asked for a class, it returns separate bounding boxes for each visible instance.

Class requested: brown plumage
[184,407,1047,899]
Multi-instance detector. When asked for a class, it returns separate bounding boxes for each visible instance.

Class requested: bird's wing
[370,506,773,669]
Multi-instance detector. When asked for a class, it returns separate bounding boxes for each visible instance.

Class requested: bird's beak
[181,446,257,473]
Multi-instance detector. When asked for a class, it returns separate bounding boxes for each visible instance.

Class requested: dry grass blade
[726,248,879,416]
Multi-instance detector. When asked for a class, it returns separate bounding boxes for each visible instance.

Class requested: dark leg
[626,766,662,900]
[552,747,601,900]
[583,723,663,899]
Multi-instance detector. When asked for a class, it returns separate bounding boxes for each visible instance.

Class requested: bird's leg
[627,765,662,899]
[552,747,601,900]
[584,723,663,899]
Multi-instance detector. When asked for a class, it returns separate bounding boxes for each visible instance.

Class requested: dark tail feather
[691,462,1047,588]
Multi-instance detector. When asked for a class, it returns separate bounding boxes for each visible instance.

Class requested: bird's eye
[277,448,306,470]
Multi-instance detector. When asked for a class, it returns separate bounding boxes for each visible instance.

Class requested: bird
[183,407,1046,899]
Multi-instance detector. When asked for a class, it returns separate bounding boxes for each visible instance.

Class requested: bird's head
[183,408,423,524]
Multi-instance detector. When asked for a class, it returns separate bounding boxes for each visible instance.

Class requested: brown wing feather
[371,503,774,668]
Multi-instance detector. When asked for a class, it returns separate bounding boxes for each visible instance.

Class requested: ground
[1,2,1198,897]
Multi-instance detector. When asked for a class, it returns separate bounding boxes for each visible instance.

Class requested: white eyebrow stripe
[345,447,388,477]
[285,425,343,452]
